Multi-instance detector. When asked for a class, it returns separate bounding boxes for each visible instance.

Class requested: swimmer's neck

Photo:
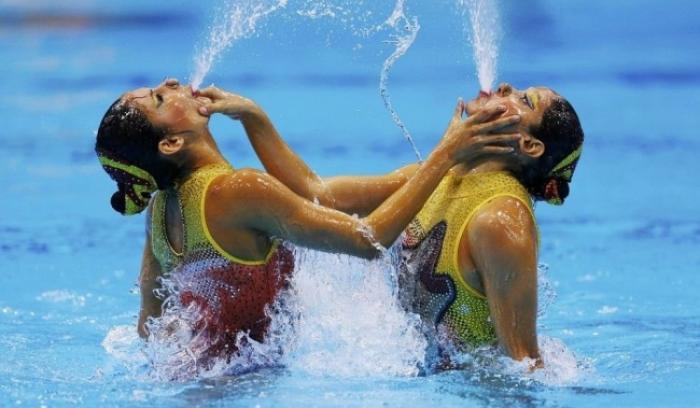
[451,159,515,177]
[172,130,229,184]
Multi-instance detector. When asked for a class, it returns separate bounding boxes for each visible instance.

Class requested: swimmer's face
[122,78,211,134]
[465,83,558,136]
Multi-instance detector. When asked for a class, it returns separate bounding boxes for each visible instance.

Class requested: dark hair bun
[110,189,126,214]
[541,177,570,205]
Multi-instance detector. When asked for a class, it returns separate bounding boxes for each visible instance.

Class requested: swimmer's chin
[465,98,482,116]
[465,92,501,116]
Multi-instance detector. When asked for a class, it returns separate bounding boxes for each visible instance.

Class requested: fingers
[198,102,231,117]
[448,98,465,127]
[466,133,520,157]
[481,145,517,155]
[473,114,521,133]
[194,86,226,100]
[195,87,226,117]
[476,133,521,145]
[454,98,465,119]
[447,98,467,130]
[198,105,212,116]
[466,104,507,124]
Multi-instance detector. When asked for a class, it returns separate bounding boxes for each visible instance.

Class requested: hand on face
[465,83,557,132]
[442,99,522,164]
[193,86,258,120]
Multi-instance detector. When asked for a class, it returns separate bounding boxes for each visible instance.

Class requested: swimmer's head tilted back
[95,79,211,214]
[465,83,584,205]
[526,97,583,205]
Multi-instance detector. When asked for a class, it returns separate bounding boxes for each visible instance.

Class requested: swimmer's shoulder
[207,168,280,202]
[205,168,291,228]
[467,196,537,250]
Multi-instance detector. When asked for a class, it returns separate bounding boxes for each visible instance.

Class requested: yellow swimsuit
[400,171,535,347]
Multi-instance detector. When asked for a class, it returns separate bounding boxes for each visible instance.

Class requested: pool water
[1,0,699,406]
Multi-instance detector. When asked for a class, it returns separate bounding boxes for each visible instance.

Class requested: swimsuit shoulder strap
[179,164,280,265]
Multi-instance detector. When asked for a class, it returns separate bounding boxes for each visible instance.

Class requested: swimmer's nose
[497,83,513,97]
[164,78,180,88]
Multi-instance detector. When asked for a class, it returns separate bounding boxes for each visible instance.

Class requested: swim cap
[97,149,157,215]
[542,145,582,205]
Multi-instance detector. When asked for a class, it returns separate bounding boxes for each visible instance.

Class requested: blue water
[2,0,700,406]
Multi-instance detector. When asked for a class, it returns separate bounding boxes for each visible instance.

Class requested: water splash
[356,220,388,255]
[458,0,501,92]
[377,0,422,162]
[501,336,593,386]
[292,0,423,161]
[190,0,288,90]
[140,272,292,381]
[281,247,427,377]
[102,253,587,384]
[103,243,425,381]
[537,263,557,318]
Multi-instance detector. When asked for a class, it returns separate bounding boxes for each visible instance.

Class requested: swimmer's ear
[158,135,185,156]
[519,134,545,159]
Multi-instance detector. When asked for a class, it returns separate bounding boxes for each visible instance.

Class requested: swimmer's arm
[217,104,520,257]
[240,106,419,215]
[317,166,419,216]
[467,198,542,368]
[137,234,163,338]
[214,157,447,259]
[196,86,418,215]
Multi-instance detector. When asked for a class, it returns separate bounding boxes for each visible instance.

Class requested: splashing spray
[190,0,288,90]
[377,0,423,162]
[458,0,501,92]
[282,246,427,377]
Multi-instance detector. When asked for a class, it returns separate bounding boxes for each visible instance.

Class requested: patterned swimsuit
[399,171,535,348]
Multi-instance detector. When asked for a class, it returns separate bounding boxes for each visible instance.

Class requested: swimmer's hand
[441,99,521,164]
[194,86,258,120]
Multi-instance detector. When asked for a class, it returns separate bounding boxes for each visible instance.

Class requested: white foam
[118,244,427,381]
[280,247,427,378]
[36,290,87,307]
[102,325,146,366]
[597,305,618,315]
[515,335,592,386]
